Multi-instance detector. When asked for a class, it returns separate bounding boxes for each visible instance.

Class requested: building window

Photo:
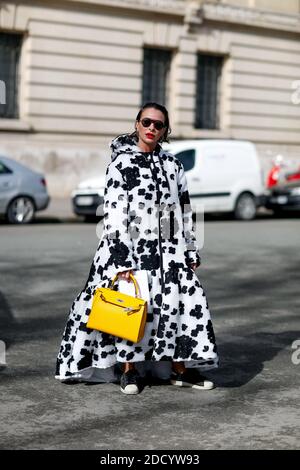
[142,47,172,107]
[195,54,223,130]
[0,32,22,119]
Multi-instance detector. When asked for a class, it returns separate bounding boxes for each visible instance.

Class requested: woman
[55,102,219,394]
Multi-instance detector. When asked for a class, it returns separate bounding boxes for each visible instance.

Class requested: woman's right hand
[117,269,133,282]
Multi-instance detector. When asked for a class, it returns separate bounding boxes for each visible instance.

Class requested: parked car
[0,156,50,224]
[71,175,106,220]
[72,139,265,221]
[164,139,265,220]
[264,182,300,215]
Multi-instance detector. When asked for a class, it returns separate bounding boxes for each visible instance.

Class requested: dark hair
[130,102,171,143]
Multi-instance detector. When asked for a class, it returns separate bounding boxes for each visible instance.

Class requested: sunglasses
[139,117,166,131]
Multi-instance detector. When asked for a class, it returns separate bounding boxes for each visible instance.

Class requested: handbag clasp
[124,306,143,315]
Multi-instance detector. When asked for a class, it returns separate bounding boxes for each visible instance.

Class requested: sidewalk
[38,197,273,223]
[37,198,77,222]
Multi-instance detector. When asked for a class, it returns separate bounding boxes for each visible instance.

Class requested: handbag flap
[95,287,145,309]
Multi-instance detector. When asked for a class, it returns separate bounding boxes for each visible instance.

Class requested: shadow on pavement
[213,330,300,388]
[0,291,18,350]
[0,311,66,347]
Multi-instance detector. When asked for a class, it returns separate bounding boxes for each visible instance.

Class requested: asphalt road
[0,206,299,450]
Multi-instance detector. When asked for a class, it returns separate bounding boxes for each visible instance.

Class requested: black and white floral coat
[55,134,219,382]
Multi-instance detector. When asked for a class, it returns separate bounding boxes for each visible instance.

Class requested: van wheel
[6,196,35,224]
[234,193,256,220]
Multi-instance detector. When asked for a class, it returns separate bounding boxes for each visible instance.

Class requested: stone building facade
[0,0,300,196]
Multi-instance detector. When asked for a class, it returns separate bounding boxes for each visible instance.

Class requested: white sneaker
[170,369,215,390]
[120,370,140,395]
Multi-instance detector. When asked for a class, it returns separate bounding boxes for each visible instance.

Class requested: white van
[164,139,265,220]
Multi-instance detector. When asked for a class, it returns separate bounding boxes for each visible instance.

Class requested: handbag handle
[109,272,141,298]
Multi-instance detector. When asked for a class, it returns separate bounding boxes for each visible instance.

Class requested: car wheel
[234,193,257,220]
[6,196,35,224]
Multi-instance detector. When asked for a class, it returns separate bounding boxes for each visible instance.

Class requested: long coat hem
[55,359,219,383]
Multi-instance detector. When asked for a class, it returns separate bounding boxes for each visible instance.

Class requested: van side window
[175,149,195,172]
[0,161,12,174]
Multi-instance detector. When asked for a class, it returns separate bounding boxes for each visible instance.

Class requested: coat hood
[109,133,162,162]
[109,133,170,192]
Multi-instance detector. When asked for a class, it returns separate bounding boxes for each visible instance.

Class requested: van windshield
[175,149,195,172]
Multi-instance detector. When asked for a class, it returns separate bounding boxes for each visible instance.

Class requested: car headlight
[290,187,300,196]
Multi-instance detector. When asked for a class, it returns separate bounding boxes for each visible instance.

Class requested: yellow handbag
[86,273,147,343]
